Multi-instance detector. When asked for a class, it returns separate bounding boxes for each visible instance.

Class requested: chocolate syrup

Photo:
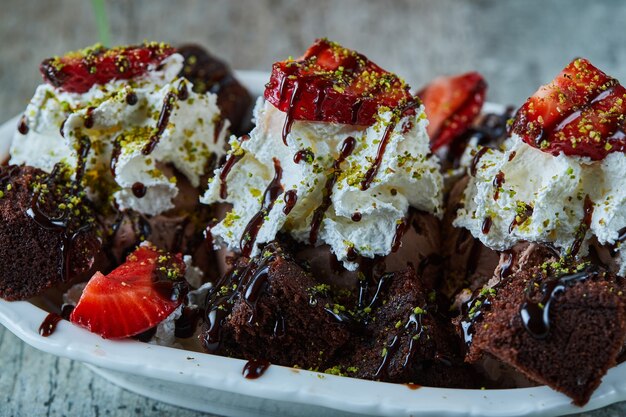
[281,72,304,145]
[108,126,123,170]
[351,212,362,222]
[309,136,356,244]
[283,189,297,215]
[493,171,505,200]
[361,101,420,191]
[142,91,177,155]
[508,203,533,233]
[520,268,598,339]
[470,147,489,177]
[375,308,424,378]
[293,149,314,164]
[569,195,594,257]
[125,91,138,105]
[508,151,517,161]
[219,135,248,199]
[351,100,364,124]
[242,359,271,379]
[213,116,225,144]
[481,216,492,234]
[240,159,283,257]
[346,246,358,262]
[17,115,29,135]
[499,251,514,279]
[177,81,189,101]
[83,106,95,129]
[39,312,63,337]
[131,182,147,198]
[391,218,408,253]
[26,164,92,281]
[203,250,278,352]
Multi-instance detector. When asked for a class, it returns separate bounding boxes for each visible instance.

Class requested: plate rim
[0,69,624,417]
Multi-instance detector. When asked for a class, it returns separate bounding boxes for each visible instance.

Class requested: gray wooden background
[1,0,626,416]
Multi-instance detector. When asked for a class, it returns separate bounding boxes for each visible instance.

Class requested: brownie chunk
[178,44,253,136]
[464,261,626,405]
[330,268,478,388]
[201,242,351,370]
[0,165,100,300]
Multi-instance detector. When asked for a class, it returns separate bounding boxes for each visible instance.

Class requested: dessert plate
[1,71,626,417]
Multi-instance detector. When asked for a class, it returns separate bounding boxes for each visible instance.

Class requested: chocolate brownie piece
[201,242,351,369]
[330,268,478,388]
[0,165,100,300]
[178,44,253,136]
[464,262,626,405]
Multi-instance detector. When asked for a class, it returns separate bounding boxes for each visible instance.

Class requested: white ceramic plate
[1,71,626,417]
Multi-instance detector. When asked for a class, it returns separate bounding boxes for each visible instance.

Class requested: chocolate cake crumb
[0,165,100,300]
[464,260,626,405]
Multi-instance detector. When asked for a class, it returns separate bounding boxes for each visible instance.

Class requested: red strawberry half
[264,38,417,138]
[511,58,626,160]
[417,72,487,151]
[70,243,188,339]
[40,42,175,94]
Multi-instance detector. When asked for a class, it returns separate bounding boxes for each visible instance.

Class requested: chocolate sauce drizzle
[569,195,594,257]
[493,171,505,201]
[84,106,95,129]
[219,135,248,199]
[131,182,146,198]
[481,216,492,234]
[239,159,283,257]
[283,190,297,215]
[293,149,314,164]
[203,250,278,352]
[508,203,534,233]
[26,163,93,281]
[125,91,138,105]
[470,147,489,177]
[391,218,408,253]
[309,136,356,245]
[142,91,177,155]
[375,307,425,378]
[361,101,420,191]
[520,268,599,339]
[39,312,63,337]
[242,359,271,379]
[17,114,29,135]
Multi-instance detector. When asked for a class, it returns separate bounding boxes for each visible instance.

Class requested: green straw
[91,0,111,46]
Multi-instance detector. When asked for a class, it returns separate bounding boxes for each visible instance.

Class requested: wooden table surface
[1,1,626,416]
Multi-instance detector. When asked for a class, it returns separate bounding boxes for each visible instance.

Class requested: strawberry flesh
[40,42,175,93]
[264,38,417,134]
[70,243,187,339]
[417,72,487,151]
[511,58,626,160]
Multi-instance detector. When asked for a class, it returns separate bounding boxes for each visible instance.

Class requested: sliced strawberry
[417,72,487,151]
[40,42,175,93]
[264,38,416,131]
[69,243,187,339]
[511,58,626,160]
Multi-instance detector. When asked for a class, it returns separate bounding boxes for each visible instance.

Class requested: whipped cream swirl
[201,99,443,269]
[456,134,626,275]
[11,53,228,215]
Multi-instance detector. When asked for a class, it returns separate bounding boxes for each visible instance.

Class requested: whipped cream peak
[201,99,443,268]
[11,53,228,216]
[456,134,626,275]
